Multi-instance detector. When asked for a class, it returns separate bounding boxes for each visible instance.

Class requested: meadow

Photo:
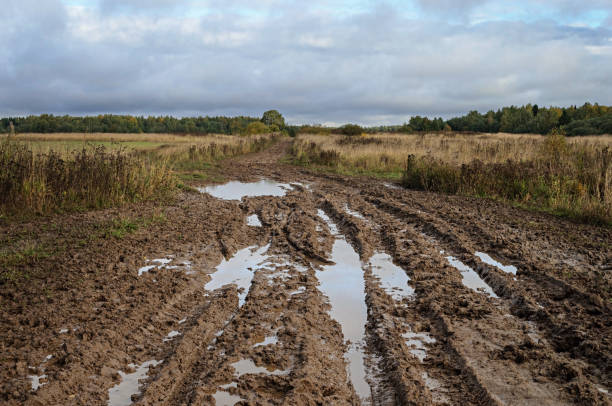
[291,132,612,224]
[0,132,279,217]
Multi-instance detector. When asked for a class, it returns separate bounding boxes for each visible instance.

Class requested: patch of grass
[103,218,139,239]
[0,244,52,283]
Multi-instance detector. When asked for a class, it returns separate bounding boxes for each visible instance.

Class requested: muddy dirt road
[1,140,611,405]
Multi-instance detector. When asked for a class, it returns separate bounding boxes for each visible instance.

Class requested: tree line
[1,103,611,136]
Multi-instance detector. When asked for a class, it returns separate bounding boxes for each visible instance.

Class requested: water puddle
[205,245,270,307]
[597,386,609,395]
[475,252,517,275]
[246,214,262,227]
[163,330,181,342]
[230,359,289,377]
[402,332,436,363]
[316,209,371,403]
[290,286,306,296]
[368,252,414,301]
[254,336,278,347]
[28,373,47,391]
[197,180,293,201]
[446,256,499,298]
[212,390,242,405]
[107,360,162,406]
[137,257,191,276]
[421,372,449,403]
[344,204,366,220]
[28,355,53,391]
[383,182,401,190]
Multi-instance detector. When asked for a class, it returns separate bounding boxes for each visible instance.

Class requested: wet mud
[1,140,610,405]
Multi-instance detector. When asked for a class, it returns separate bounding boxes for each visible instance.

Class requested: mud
[1,139,610,405]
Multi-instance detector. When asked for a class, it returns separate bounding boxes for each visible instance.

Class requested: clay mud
[1,140,610,405]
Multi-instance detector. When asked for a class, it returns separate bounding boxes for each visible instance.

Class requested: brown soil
[1,140,610,405]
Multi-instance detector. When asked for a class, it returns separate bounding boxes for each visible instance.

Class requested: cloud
[0,1,611,125]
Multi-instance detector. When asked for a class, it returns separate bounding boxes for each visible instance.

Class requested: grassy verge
[0,133,280,218]
[290,133,611,225]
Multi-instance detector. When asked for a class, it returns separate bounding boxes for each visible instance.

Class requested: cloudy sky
[2,0,611,125]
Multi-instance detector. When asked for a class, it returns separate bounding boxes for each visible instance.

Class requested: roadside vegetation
[0,131,280,218]
[291,133,612,225]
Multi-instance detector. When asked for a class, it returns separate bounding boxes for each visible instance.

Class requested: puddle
[368,253,414,301]
[421,372,449,403]
[212,390,242,405]
[197,179,293,201]
[28,374,47,391]
[163,330,181,342]
[402,332,436,363]
[246,214,262,227]
[475,252,517,275]
[317,209,371,403]
[230,359,289,377]
[254,336,278,347]
[446,256,499,298]
[178,318,186,324]
[107,360,162,406]
[137,265,156,276]
[597,386,609,395]
[290,286,306,296]
[59,328,68,334]
[137,256,191,277]
[205,245,270,307]
[383,182,401,190]
[344,204,366,220]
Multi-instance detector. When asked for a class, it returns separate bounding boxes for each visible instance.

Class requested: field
[0,135,611,405]
[292,133,612,224]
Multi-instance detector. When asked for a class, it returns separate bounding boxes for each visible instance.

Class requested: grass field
[0,132,280,218]
[291,132,612,224]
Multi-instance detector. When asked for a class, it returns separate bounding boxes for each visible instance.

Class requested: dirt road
[1,140,611,405]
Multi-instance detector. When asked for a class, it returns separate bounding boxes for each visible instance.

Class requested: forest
[1,103,611,136]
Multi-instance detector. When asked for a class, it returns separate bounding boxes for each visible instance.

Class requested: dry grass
[293,133,612,171]
[291,133,612,224]
[0,133,280,217]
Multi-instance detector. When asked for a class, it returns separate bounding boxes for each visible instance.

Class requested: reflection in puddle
[28,373,47,391]
[403,332,436,363]
[205,245,270,307]
[475,252,517,275]
[246,214,262,227]
[28,355,53,391]
[290,286,306,296]
[317,209,371,403]
[254,336,278,347]
[446,256,499,298]
[231,359,289,377]
[197,180,293,201]
[212,390,242,405]
[107,360,162,406]
[138,257,191,276]
[369,253,414,301]
[163,330,181,342]
[421,372,449,403]
[344,204,366,220]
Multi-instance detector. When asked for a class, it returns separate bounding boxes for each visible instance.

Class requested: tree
[261,110,285,129]
[245,121,270,135]
[338,124,363,136]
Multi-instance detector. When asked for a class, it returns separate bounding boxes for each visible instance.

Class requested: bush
[336,124,363,136]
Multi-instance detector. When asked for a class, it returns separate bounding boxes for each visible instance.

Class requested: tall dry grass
[0,138,175,216]
[291,133,612,224]
[0,133,280,217]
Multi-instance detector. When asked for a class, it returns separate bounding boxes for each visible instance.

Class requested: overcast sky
[1,0,611,125]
